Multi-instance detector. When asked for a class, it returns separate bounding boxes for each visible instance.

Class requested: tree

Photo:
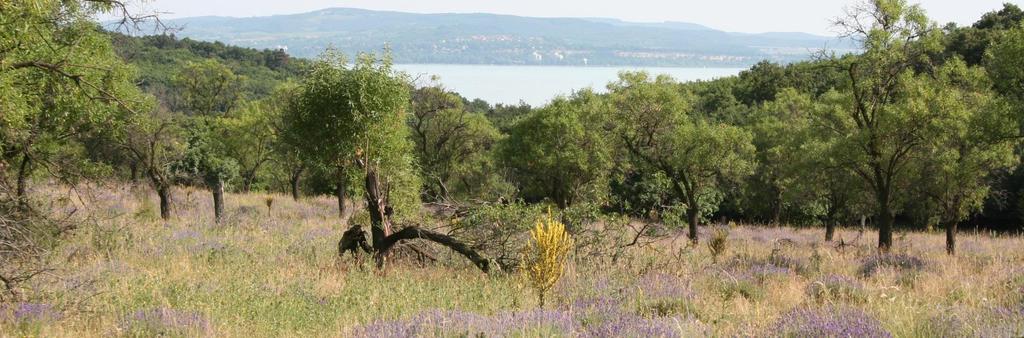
[499,90,612,209]
[1,1,148,202]
[114,108,186,220]
[826,0,944,251]
[910,60,1018,255]
[733,60,787,106]
[222,100,277,193]
[176,117,239,223]
[987,24,1024,105]
[608,72,755,243]
[172,59,244,116]
[744,88,817,225]
[944,3,1024,66]
[286,51,498,271]
[408,85,503,202]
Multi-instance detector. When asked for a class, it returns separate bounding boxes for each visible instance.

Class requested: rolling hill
[150,8,857,67]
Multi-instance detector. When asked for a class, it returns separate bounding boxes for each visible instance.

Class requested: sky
[130,0,1017,36]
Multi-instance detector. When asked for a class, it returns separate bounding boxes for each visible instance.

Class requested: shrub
[857,253,928,277]
[769,306,891,338]
[707,226,729,262]
[806,274,866,303]
[522,210,573,307]
[456,202,544,268]
[718,278,764,301]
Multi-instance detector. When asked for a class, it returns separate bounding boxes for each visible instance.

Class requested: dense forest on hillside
[3,1,1024,336]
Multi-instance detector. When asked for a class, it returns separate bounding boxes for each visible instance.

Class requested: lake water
[394,64,744,107]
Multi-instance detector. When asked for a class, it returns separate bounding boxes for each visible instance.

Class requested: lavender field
[2,183,1023,337]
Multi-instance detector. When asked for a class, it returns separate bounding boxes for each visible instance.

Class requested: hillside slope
[152,8,856,67]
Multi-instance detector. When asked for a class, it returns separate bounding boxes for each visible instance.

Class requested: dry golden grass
[2,183,1022,337]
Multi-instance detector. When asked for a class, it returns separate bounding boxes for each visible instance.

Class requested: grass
[3,183,1024,337]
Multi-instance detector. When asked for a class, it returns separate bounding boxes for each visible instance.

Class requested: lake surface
[394,64,744,107]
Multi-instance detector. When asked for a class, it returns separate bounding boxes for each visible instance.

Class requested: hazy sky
[136,0,1016,36]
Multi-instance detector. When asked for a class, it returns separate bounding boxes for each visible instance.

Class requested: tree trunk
[364,165,392,250]
[16,153,31,199]
[335,180,347,219]
[157,185,172,220]
[771,190,783,225]
[290,168,302,201]
[346,160,494,273]
[945,220,957,256]
[241,175,253,194]
[686,206,699,244]
[376,226,493,273]
[129,162,140,183]
[212,177,225,223]
[877,200,893,252]
[825,221,836,242]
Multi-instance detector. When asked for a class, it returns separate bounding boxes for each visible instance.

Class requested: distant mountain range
[147,8,857,67]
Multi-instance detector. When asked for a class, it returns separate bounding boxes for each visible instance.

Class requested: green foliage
[909,59,1018,235]
[608,71,755,238]
[409,85,507,201]
[1,0,146,187]
[175,117,239,187]
[173,59,243,116]
[111,32,309,110]
[944,3,1024,66]
[986,24,1024,104]
[499,90,613,208]
[283,50,420,218]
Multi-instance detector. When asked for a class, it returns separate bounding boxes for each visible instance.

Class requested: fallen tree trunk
[377,226,493,273]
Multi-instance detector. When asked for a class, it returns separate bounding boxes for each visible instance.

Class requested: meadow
[2,183,1023,337]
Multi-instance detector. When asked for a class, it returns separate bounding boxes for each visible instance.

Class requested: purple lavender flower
[0,303,61,323]
[582,314,694,338]
[769,306,891,338]
[120,307,212,336]
[634,273,694,302]
[858,253,928,277]
[352,309,575,337]
[171,229,202,241]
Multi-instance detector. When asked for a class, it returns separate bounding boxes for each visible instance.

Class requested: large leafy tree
[500,90,612,209]
[911,60,1018,255]
[609,72,755,243]
[1,0,146,200]
[1,0,159,297]
[824,0,945,251]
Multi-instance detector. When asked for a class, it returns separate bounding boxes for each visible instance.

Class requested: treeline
[3,0,1024,281]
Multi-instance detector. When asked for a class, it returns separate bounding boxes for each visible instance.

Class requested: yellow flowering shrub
[522,210,573,307]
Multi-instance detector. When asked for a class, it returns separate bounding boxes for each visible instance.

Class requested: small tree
[609,72,755,243]
[910,60,1018,255]
[222,100,277,193]
[409,84,503,201]
[115,108,186,220]
[500,90,612,209]
[173,59,243,116]
[176,117,239,223]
